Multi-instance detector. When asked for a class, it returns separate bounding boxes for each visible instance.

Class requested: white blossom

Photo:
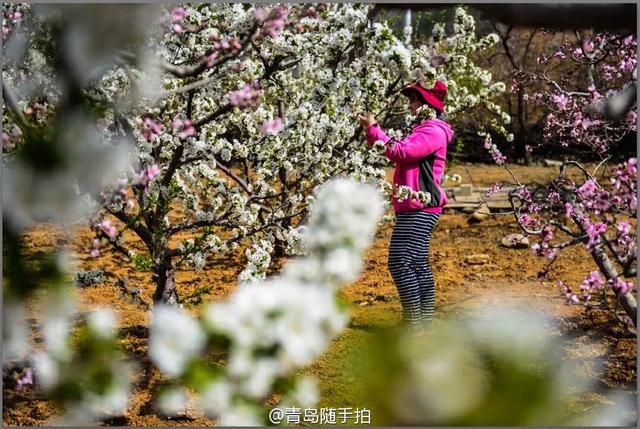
[149,305,206,377]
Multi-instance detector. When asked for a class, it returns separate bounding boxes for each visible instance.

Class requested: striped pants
[388,211,440,326]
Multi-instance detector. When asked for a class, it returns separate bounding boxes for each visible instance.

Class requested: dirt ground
[2,164,637,426]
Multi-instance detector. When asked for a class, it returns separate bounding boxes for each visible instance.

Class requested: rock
[74,269,105,288]
[458,183,473,196]
[500,233,530,249]
[468,202,491,223]
[543,159,563,167]
[465,254,490,265]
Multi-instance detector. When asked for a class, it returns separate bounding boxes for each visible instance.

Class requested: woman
[359,80,454,333]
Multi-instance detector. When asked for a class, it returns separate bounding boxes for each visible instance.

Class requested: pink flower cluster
[527,34,636,155]
[485,182,503,197]
[558,281,580,304]
[142,117,164,143]
[91,238,101,258]
[580,271,604,300]
[615,220,637,259]
[610,158,637,213]
[253,5,289,40]
[2,124,22,151]
[171,6,187,34]
[260,118,284,136]
[2,9,22,38]
[552,93,569,110]
[576,179,613,214]
[229,82,262,108]
[518,213,541,230]
[608,277,633,295]
[201,35,243,67]
[100,219,117,239]
[584,220,607,249]
[483,136,507,165]
[15,368,32,389]
[136,164,161,186]
[171,118,195,139]
[531,226,557,259]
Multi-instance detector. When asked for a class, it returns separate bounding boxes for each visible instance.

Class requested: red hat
[401,80,447,113]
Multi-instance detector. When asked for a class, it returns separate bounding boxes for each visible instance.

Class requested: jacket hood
[415,118,455,144]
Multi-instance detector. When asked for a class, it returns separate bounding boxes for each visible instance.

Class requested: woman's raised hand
[358,112,376,129]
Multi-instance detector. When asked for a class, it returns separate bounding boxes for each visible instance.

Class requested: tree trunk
[572,206,637,325]
[516,87,532,166]
[589,243,637,326]
[152,260,179,305]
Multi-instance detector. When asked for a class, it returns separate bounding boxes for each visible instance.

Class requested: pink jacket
[366,118,454,214]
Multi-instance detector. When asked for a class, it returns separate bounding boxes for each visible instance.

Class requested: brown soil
[2,164,637,426]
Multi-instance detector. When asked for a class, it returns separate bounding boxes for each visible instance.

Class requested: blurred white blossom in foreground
[149,177,384,425]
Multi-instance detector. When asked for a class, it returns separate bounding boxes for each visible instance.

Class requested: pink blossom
[254,6,268,22]
[254,5,289,40]
[2,132,11,150]
[142,117,164,143]
[171,7,187,23]
[577,180,597,197]
[172,23,184,34]
[136,164,161,186]
[585,221,606,248]
[580,271,604,292]
[552,50,566,60]
[11,124,22,138]
[619,57,636,72]
[16,368,32,389]
[100,219,117,239]
[552,93,568,110]
[608,278,632,295]
[229,82,262,108]
[626,110,637,124]
[617,221,631,236]
[179,121,195,139]
[204,52,219,67]
[91,248,100,258]
[229,36,242,51]
[260,118,284,136]
[172,118,195,139]
[127,199,135,210]
[564,203,574,218]
[485,182,502,197]
[146,164,161,181]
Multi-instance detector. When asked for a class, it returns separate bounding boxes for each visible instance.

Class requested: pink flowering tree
[503,31,637,327]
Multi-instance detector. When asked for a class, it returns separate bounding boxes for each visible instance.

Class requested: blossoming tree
[504,31,637,326]
[80,4,510,304]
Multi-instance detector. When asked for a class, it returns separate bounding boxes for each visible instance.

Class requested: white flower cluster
[394,185,432,204]
[148,178,384,424]
[30,294,130,425]
[238,239,274,284]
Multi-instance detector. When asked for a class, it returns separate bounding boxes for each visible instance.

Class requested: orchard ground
[3,164,636,426]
